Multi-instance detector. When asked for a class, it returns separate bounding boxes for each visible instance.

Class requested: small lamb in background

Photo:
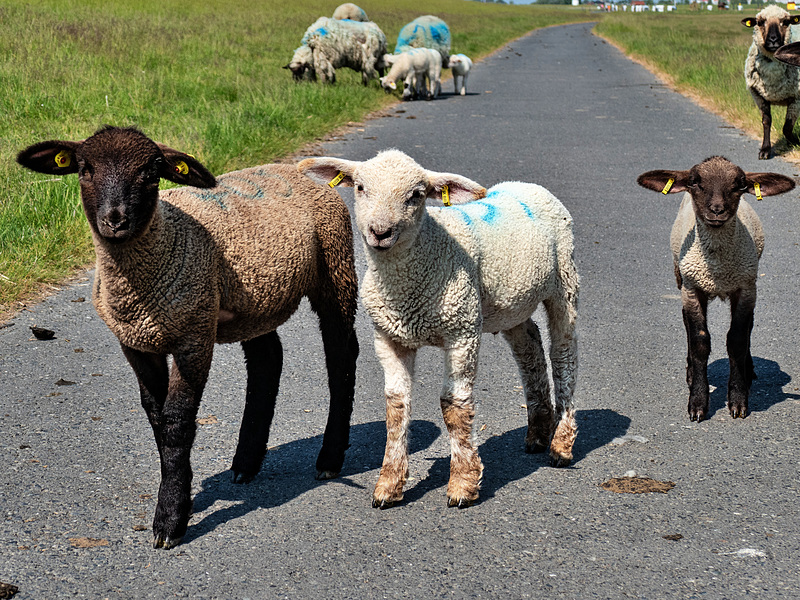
[637,156,794,421]
[380,48,442,100]
[299,150,579,510]
[742,5,800,159]
[448,53,473,95]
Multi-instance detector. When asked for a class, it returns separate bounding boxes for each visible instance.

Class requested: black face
[687,161,747,228]
[761,17,791,53]
[77,129,164,244]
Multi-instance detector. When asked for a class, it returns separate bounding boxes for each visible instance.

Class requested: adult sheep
[17,126,360,549]
[299,150,579,509]
[637,156,794,421]
[332,2,369,21]
[285,16,387,84]
[742,5,800,159]
[394,15,451,68]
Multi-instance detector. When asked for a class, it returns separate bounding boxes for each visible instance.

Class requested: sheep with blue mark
[17,126,360,549]
[332,3,369,22]
[394,15,451,68]
[298,150,579,510]
[285,16,387,84]
[380,48,442,100]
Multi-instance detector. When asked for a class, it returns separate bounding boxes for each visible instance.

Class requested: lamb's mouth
[364,227,399,251]
[704,218,728,228]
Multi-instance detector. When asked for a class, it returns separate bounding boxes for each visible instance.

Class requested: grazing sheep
[742,5,800,159]
[332,2,369,21]
[394,15,451,68]
[448,53,473,96]
[380,48,442,100]
[637,156,794,421]
[17,126,360,549]
[284,16,387,84]
[298,150,579,509]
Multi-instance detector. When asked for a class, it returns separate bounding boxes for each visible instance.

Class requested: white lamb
[285,17,387,84]
[448,53,473,96]
[742,5,800,159]
[380,48,442,100]
[298,150,579,509]
[332,3,369,21]
[637,156,794,422]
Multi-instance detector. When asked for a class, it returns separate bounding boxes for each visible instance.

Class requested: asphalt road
[2,21,800,599]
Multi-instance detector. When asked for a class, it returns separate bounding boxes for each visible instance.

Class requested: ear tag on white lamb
[54,150,71,168]
[174,161,189,175]
[754,182,763,201]
[442,185,451,206]
[661,178,674,195]
[328,171,346,188]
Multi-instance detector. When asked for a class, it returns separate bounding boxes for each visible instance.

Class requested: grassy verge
[1,0,597,316]
[594,7,800,159]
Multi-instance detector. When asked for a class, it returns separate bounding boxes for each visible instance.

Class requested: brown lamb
[17,126,359,550]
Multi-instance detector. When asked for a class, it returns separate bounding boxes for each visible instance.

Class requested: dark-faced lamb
[299,150,579,509]
[637,156,794,421]
[17,126,360,549]
[742,5,800,159]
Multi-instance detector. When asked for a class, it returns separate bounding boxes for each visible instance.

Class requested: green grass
[1,0,596,314]
[594,7,795,155]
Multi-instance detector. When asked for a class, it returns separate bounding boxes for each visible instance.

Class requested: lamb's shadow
[400,408,630,505]
[184,419,440,544]
[707,356,797,416]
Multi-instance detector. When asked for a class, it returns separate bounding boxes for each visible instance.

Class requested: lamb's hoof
[152,533,182,550]
[525,441,548,454]
[728,404,748,419]
[315,469,340,481]
[372,497,397,509]
[447,495,475,509]
[231,470,256,484]
[549,453,572,468]
[758,149,772,160]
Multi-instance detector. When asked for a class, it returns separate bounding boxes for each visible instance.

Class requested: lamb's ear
[426,172,487,205]
[636,170,690,194]
[745,172,796,197]
[774,41,800,67]
[741,17,757,28]
[297,157,358,188]
[157,145,217,189]
[792,15,800,25]
[17,140,81,175]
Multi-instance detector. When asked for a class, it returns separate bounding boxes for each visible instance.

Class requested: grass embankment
[595,8,800,158]
[0,0,597,316]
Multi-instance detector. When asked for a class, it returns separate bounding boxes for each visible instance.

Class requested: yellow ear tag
[442,184,451,206]
[328,171,346,188]
[661,178,674,195]
[174,161,189,175]
[54,150,71,168]
[754,182,763,201]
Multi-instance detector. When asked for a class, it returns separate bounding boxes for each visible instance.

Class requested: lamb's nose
[370,226,393,241]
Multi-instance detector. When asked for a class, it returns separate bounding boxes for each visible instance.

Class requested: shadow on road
[187,408,629,541]
[707,356,797,416]
[186,419,440,543]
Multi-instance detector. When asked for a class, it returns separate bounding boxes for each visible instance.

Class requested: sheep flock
[12,2,800,551]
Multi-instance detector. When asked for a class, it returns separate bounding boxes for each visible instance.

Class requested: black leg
[682,290,711,422]
[231,331,283,483]
[727,290,756,419]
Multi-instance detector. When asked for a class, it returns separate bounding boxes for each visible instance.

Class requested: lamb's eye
[78,162,93,181]
[355,183,364,193]
[408,189,423,202]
